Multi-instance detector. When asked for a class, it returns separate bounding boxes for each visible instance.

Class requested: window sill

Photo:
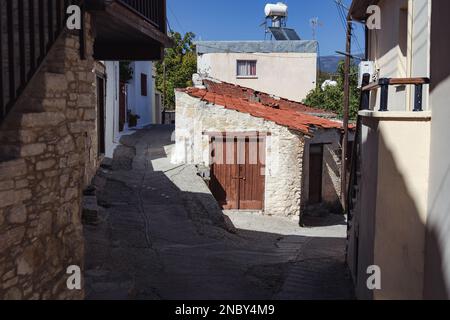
[236,76,258,79]
[359,110,432,120]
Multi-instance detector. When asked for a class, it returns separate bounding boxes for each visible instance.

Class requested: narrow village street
[1,0,449,304]
[84,126,354,300]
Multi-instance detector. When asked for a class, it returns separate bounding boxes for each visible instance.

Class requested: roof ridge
[202,79,336,116]
[182,86,350,136]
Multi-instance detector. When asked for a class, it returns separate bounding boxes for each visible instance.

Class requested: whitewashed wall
[127,61,154,127]
[104,61,120,158]
[197,52,317,103]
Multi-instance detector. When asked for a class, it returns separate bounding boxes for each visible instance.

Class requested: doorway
[309,144,324,204]
[210,135,266,210]
[96,76,106,155]
[119,81,127,132]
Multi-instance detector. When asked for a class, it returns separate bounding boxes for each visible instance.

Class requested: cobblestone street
[84,126,354,300]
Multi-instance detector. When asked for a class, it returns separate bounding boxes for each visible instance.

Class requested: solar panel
[268,27,301,41]
[268,27,288,40]
[283,28,301,40]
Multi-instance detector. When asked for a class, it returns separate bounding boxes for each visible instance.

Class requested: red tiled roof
[182,81,350,135]
[203,80,336,116]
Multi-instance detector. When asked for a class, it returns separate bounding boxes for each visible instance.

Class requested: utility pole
[163,61,167,108]
[162,60,166,124]
[341,18,352,213]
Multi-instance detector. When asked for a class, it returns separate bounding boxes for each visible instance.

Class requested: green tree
[155,32,197,110]
[119,61,133,83]
[303,61,360,120]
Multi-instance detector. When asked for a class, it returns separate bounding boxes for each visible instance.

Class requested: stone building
[174,79,352,219]
[0,0,170,300]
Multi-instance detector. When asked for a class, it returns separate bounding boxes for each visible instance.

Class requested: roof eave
[348,0,381,22]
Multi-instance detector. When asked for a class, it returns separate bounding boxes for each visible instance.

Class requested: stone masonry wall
[174,91,305,218]
[0,14,98,299]
[302,129,343,212]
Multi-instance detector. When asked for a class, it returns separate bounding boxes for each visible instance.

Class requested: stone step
[0,144,21,161]
[31,72,69,99]
[82,195,100,226]
[0,158,28,181]
[0,141,48,160]
[2,111,66,131]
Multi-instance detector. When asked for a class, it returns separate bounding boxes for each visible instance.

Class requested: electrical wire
[334,0,364,55]
[168,2,186,35]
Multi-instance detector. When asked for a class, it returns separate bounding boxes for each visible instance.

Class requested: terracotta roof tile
[183,81,351,135]
[204,80,336,116]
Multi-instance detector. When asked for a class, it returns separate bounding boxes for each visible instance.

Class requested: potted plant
[127,110,140,128]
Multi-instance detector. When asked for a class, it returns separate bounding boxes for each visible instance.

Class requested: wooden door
[309,144,324,204]
[210,136,265,210]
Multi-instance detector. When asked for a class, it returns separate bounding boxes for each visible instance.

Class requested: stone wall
[0,14,98,300]
[174,91,305,218]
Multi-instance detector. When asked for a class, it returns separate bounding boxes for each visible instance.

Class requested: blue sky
[166,0,365,56]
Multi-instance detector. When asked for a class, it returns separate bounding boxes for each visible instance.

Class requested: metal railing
[362,77,431,112]
[346,74,431,263]
[119,0,166,31]
[0,0,80,124]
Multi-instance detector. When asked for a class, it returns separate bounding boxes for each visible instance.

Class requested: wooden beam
[93,42,164,61]
[363,77,430,91]
[389,77,430,85]
[362,81,380,91]
[104,1,172,47]
[349,0,381,21]
[203,132,272,137]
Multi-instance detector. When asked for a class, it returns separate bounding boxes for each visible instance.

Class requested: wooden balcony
[119,0,165,31]
[87,0,172,60]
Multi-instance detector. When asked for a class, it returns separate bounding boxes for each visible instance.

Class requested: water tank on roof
[264,2,288,18]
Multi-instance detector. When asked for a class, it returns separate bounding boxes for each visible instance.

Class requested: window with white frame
[236,60,257,77]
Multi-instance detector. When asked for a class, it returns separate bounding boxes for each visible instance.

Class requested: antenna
[309,17,323,40]
[259,18,269,40]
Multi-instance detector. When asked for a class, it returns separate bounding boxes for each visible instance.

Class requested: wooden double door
[210,135,266,210]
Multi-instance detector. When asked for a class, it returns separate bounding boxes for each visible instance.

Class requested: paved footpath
[84,126,354,300]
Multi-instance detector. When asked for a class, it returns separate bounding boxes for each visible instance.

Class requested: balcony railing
[118,0,166,32]
[1,0,81,125]
[362,77,431,112]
